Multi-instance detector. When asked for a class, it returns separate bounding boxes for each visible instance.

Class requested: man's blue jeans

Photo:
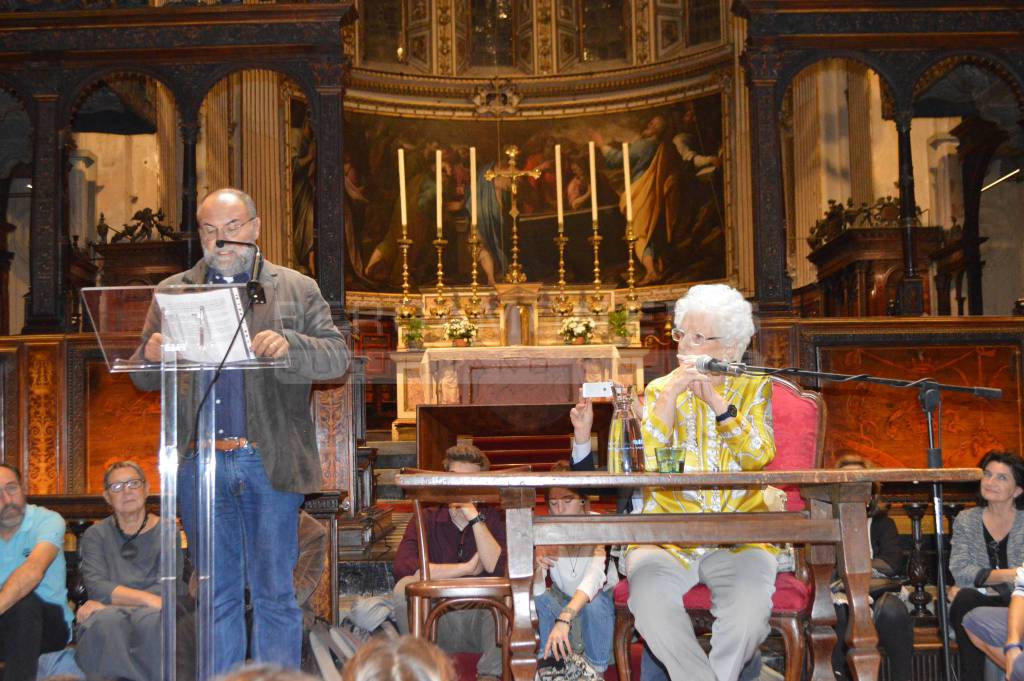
[535,588,615,671]
[179,445,304,675]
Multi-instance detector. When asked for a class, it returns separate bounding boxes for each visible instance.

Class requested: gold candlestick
[463,228,484,318]
[586,218,606,314]
[395,235,419,319]
[551,233,574,316]
[623,219,640,313]
[430,237,452,318]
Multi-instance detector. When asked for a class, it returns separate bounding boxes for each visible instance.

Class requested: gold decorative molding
[27,346,60,494]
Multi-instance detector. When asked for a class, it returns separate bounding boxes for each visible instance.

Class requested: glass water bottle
[607,384,645,473]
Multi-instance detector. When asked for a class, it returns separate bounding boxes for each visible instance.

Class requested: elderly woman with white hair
[625,284,777,681]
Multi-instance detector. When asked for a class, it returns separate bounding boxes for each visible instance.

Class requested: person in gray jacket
[132,187,349,675]
[948,451,1024,681]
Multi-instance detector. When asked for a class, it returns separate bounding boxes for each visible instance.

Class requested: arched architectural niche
[774,51,898,113]
[779,58,896,300]
[910,55,1024,316]
[197,67,316,271]
[911,53,1024,118]
[63,70,182,244]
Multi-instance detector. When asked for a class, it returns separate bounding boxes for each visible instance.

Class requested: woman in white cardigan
[533,475,618,676]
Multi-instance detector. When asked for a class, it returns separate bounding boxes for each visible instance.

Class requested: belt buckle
[219,437,248,452]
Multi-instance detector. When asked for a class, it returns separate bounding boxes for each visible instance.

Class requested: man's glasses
[0,482,21,498]
[199,216,256,239]
[671,328,722,346]
[457,530,468,561]
[106,478,145,493]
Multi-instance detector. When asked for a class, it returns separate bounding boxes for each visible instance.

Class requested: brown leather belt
[189,437,252,452]
[214,437,250,451]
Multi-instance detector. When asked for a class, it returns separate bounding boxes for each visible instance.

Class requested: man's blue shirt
[0,504,73,632]
[203,269,249,439]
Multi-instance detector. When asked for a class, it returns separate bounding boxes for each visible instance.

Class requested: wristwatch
[466,512,486,528]
[715,404,737,422]
[1004,642,1024,654]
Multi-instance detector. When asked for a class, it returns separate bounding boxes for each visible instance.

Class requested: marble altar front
[391,344,646,437]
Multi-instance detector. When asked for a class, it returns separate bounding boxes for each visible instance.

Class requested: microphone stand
[723,362,1000,681]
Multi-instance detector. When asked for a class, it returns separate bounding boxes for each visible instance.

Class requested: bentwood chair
[611,376,828,681]
[402,464,531,681]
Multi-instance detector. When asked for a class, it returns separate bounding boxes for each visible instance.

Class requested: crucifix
[484,144,541,284]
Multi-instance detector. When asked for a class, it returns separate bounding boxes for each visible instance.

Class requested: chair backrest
[764,376,826,511]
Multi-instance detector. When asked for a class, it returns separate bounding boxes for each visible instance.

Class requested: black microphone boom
[213,239,265,304]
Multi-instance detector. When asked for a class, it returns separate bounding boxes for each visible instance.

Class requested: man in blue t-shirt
[0,462,73,680]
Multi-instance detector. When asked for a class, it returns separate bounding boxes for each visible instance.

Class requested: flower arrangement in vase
[442,316,478,346]
[559,316,596,345]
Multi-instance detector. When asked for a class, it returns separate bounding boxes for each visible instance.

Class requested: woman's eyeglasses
[106,478,144,493]
[671,328,722,346]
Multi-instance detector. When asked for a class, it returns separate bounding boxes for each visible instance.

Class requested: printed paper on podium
[156,287,255,365]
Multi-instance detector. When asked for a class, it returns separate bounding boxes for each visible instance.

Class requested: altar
[391,343,646,436]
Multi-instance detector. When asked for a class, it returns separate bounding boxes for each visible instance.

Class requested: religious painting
[340,92,726,293]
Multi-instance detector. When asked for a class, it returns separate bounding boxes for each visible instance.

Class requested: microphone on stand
[215,239,265,304]
[694,355,748,376]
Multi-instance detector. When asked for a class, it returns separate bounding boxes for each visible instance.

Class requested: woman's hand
[544,619,573,661]
[535,546,557,571]
[678,356,728,415]
[76,599,105,623]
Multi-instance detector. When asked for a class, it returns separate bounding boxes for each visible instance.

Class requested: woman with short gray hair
[75,460,193,680]
[626,283,776,681]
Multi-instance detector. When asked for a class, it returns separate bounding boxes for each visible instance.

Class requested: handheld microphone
[214,239,265,304]
[695,355,747,376]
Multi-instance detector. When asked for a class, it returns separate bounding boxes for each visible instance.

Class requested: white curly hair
[673,284,756,361]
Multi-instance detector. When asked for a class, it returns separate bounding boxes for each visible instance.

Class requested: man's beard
[0,502,24,531]
[203,245,256,277]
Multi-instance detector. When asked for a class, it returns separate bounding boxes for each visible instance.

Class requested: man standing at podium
[134,187,349,674]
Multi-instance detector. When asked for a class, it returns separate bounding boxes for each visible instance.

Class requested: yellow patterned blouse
[635,373,777,566]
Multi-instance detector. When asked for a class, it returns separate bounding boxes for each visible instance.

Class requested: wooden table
[395,468,980,681]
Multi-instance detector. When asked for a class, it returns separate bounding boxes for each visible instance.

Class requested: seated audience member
[963,563,1024,681]
[75,460,194,681]
[831,455,913,681]
[626,284,776,681]
[534,463,617,676]
[948,451,1024,681]
[392,445,506,681]
[341,636,455,681]
[0,462,73,681]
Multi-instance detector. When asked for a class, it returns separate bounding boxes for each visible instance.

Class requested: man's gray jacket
[131,259,350,494]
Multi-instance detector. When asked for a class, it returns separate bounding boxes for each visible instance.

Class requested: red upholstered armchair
[611,376,827,681]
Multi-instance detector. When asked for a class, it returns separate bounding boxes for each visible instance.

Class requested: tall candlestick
[622,142,633,222]
[435,149,443,238]
[470,147,477,226]
[398,147,407,227]
[588,141,598,223]
[555,144,564,231]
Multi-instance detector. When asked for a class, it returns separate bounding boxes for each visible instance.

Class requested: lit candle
[622,142,632,222]
[398,148,407,227]
[588,141,598,223]
[555,144,564,232]
[470,147,477,226]
[435,149,443,238]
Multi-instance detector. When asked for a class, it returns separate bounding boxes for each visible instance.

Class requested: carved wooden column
[743,46,792,313]
[180,114,199,264]
[24,92,64,333]
[894,107,924,315]
[312,61,347,321]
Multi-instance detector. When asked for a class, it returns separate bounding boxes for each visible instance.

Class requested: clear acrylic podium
[82,283,288,681]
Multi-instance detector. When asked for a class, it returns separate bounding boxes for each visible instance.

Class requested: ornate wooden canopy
[733,0,1024,315]
[0,1,355,332]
